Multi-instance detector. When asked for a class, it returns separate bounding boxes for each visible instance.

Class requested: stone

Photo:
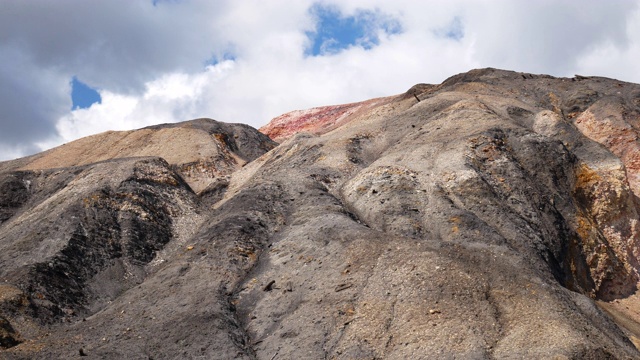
[2,69,640,358]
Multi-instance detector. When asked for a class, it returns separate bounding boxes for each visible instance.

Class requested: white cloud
[53,60,236,143]
[574,5,640,83]
[460,0,636,75]
[1,0,639,161]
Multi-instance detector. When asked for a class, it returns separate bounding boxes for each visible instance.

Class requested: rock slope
[2,69,640,359]
[1,118,276,194]
[259,95,398,143]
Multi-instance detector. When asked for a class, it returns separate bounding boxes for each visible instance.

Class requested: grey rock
[2,69,640,359]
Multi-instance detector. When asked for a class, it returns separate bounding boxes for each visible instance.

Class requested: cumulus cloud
[1,0,639,161]
[461,0,637,75]
[0,45,70,154]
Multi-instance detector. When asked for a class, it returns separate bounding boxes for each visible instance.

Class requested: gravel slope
[2,69,640,359]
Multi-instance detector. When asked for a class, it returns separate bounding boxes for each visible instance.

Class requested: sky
[1,0,640,161]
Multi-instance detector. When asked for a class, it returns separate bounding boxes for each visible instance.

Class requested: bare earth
[1,68,640,359]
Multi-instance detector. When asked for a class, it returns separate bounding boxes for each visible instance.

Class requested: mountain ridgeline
[2,68,640,358]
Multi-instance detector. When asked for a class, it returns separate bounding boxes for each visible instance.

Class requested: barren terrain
[2,68,640,359]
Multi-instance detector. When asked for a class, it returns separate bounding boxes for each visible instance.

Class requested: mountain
[2,68,640,359]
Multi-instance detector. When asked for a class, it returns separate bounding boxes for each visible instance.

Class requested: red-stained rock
[574,97,640,197]
[259,96,398,142]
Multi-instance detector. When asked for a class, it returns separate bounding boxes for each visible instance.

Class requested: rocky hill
[2,68,640,359]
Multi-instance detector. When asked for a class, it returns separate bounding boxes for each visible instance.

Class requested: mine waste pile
[3,68,640,359]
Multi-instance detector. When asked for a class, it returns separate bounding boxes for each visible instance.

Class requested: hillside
[2,68,640,359]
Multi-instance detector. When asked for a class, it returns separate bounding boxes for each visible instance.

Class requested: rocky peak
[2,68,640,358]
[5,118,277,194]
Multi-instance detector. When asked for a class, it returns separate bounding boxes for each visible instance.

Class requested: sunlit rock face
[259,96,399,143]
[2,68,640,359]
[5,118,277,194]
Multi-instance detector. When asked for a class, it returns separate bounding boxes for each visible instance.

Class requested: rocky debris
[0,316,22,349]
[0,173,30,223]
[2,69,640,358]
[0,119,277,358]
[0,157,197,326]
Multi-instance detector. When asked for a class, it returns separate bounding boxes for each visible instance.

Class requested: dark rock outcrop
[2,70,640,358]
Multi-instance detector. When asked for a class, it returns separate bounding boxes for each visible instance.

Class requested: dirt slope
[1,118,277,194]
[2,69,640,359]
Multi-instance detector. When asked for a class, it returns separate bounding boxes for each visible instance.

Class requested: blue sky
[71,77,101,110]
[306,4,402,55]
[1,0,640,160]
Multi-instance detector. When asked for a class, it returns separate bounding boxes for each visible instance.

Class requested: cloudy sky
[1,0,640,161]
